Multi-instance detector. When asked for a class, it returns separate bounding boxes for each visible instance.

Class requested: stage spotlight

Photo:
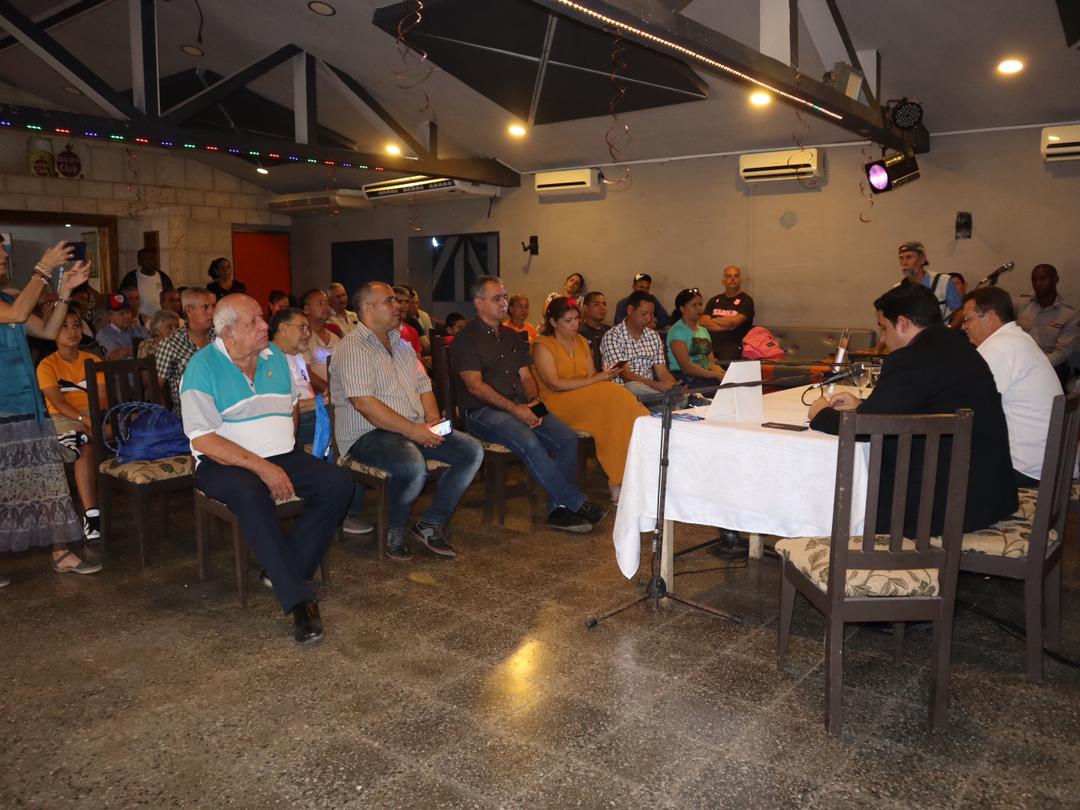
[889,98,923,130]
[865,151,920,194]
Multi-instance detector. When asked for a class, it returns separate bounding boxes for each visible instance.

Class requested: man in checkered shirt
[600,290,678,407]
[157,287,216,415]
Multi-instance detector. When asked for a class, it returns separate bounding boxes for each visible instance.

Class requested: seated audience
[614,273,670,328]
[1016,263,1077,387]
[443,312,467,345]
[120,283,152,331]
[577,291,610,370]
[157,287,216,416]
[181,294,352,644]
[600,291,678,405]
[331,282,483,561]
[544,272,586,316]
[700,265,754,364]
[137,308,181,360]
[504,294,537,343]
[410,287,434,336]
[206,257,245,300]
[453,276,606,533]
[36,309,105,543]
[394,285,428,357]
[268,290,291,317]
[896,240,961,320]
[960,287,1063,486]
[95,292,145,360]
[666,288,725,389]
[532,296,648,504]
[326,282,359,335]
[160,287,183,318]
[302,288,341,394]
[809,282,1017,534]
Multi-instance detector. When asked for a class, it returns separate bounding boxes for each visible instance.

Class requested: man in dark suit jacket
[808,282,1018,535]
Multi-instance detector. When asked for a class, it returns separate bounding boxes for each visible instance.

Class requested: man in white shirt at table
[959,286,1063,487]
[599,290,678,408]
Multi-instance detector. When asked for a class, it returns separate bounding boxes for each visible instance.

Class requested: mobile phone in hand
[529,401,549,418]
[614,360,629,370]
[428,419,453,436]
[63,241,87,262]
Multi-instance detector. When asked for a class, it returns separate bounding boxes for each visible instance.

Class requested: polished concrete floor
[2,471,1079,809]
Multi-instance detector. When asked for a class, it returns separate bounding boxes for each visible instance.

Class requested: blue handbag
[103,402,191,463]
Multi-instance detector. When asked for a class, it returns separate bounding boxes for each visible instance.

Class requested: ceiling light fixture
[552,0,842,121]
[180,44,205,58]
[256,167,269,175]
[508,124,527,137]
[307,1,336,15]
[385,144,402,156]
[888,98,923,130]
[749,91,770,107]
[865,151,920,194]
[997,58,1024,74]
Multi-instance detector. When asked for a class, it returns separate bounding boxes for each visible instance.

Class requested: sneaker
[259,569,273,589]
[82,511,101,543]
[409,522,457,559]
[575,501,608,525]
[385,528,412,562]
[56,430,84,463]
[51,550,103,575]
[546,506,593,534]
[342,515,374,535]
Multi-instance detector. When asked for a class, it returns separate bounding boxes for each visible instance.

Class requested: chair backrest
[1029,393,1080,562]
[429,336,461,426]
[828,410,973,600]
[85,356,163,462]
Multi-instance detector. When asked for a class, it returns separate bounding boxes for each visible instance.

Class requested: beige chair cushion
[479,440,513,454]
[1012,487,1039,521]
[775,535,939,598]
[952,516,1058,560]
[337,455,448,479]
[100,455,194,484]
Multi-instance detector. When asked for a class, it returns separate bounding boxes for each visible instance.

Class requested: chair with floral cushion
[954,392,1079,683]
[776,409,973,735]
[85,357,195,569]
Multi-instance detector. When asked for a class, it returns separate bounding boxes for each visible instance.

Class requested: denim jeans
[464,406,586,513]
[347,428,484,529]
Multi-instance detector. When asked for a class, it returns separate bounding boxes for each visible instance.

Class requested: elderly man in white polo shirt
[960,286,1063,486]
[181,294,352,645]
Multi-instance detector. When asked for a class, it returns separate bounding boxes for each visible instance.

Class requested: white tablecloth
[612,386,869,579]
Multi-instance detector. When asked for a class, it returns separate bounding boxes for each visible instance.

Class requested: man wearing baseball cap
[95,292,148,360]
[613,272,670,328]
[897,241,961,319]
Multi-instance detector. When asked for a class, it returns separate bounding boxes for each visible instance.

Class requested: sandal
[52,551,103,575]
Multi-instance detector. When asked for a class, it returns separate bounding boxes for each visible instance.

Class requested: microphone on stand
[976,261,1015,288]
[807,363,866,391]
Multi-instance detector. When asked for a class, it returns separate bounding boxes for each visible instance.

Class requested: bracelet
[31,270,51,284]
[57,296,72,304]
[34,263,52,275]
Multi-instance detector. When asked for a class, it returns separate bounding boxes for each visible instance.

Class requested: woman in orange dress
[532,297,648,503]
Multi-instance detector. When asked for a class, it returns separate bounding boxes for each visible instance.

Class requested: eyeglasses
[679,287,700,296]
[290,321,311,333]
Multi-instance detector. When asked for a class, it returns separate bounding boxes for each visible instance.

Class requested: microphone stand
[586,379,764,628]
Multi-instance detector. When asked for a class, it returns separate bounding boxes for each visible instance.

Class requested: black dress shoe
[291,601,324,645]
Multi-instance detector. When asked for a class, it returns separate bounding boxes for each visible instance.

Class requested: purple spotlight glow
[868,164,889,191]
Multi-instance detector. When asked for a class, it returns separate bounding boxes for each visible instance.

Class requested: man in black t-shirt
[702,265,754,364]
[577,291,611,370]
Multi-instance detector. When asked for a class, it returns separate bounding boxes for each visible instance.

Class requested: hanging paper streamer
[857,144,876,223]
[395,0,434,114]
[602,30,632,190]
[790,110,819,190]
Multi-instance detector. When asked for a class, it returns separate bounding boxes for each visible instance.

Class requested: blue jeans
[465,406,586,513]
[347,428,484,529]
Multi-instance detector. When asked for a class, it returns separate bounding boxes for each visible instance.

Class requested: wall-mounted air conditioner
[738,148,822,182]
[1041,124,1080,162]
[534,168,603,197]
[267,189,372,213]
[362,175,500,204]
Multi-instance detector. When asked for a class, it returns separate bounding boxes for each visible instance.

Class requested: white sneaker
[342,515,374,535]
[610,485,622,505]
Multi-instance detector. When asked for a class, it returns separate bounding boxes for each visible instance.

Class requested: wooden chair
[957,393,1080,682]
[85,357,195,568]
[193,489,330,606]
[776,410,973,735]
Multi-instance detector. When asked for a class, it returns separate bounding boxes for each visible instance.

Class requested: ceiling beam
[0,103,520,187]
[321,62,430,158]
[0,0,111,53]
[160,44,302,126]
[526,0,906,151]
[293,52,317,146]
[128,0,159,117]
[0,0,146,121]
[822,0,876,111]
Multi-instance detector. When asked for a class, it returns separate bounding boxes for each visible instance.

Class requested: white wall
[289,127,1080,331]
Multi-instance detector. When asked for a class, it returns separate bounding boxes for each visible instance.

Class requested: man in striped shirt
[330,282,483,562]
[181,294,353,645]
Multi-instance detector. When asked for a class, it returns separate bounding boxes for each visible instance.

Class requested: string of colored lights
[552,0,844,122]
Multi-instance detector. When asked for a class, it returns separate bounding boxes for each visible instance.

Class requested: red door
[232,231,291,317]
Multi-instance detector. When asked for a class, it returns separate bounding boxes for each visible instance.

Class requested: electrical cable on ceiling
[602,30,632,189]
[192,0,204,44]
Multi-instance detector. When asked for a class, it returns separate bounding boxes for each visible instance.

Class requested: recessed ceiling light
[64,223,72,228]
[61,84,82,96]
[181,44,205,58]
[256,167,269,175]
[508,124,527,138]
[308,1,336,15]
[385,144,402,156]
[997,58,1023,74]
[749,91,771,107]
